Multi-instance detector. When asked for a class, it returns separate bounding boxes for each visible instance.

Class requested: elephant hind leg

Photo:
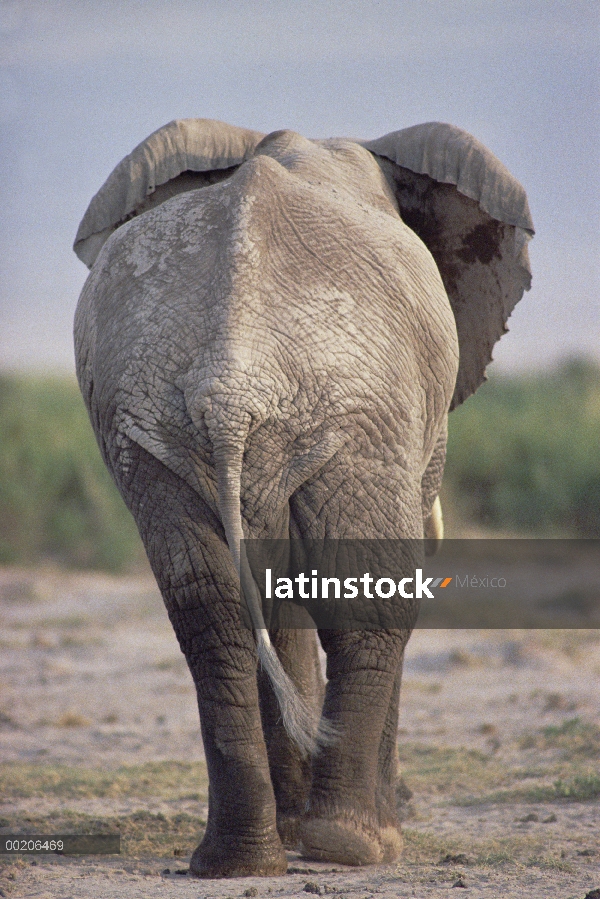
[110,440,286,877]
[375,659,407,860]
[300,628,408,866]
[289,457,419,864]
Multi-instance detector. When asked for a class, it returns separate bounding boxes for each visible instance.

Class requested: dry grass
[0,761,208,801]
[402,828,576,872]
[0,810,206,859]
[518,717,600,757]
[0,761,209,858]
[398,743,509,798]
[455,773,600,806]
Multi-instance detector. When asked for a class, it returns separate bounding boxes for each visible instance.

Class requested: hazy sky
[1,0,598,373]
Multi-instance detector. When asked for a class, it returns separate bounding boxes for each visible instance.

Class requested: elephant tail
[213,440,334,757]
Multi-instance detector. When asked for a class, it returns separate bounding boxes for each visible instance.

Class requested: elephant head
[73,119,532,875]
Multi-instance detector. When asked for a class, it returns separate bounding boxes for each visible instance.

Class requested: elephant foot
[189,839,287,878]
[299,817,402,866]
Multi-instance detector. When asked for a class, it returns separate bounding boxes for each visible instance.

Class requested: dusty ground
[0,565,599,898]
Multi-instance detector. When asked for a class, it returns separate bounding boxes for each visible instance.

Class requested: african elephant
[73,119,533,876]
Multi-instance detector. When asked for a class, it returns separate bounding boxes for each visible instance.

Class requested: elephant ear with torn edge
[363,123,534,409]
[74,118,266,268]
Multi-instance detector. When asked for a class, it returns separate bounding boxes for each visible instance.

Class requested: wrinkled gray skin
[74,129,506,876]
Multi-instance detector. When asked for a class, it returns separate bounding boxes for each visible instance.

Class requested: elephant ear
[362,123,534,409]
[74,118,265,268]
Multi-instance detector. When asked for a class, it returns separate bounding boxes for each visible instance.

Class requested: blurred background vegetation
[0,376,145,572]
[0,359,599,572]
[443,358,600,540]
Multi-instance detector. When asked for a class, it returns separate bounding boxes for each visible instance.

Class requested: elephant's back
[76,149,455,392]
[74,157,457,527]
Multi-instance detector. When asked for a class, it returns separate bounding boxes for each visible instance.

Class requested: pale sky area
[0,0,598,373]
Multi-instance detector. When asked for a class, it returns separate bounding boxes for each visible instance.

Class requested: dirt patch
[1,565,599,898]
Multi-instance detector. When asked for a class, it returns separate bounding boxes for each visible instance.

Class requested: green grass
[0,359,598,570]
[518,718,600,757]
[445,358,600,536]
[0,375,144,571]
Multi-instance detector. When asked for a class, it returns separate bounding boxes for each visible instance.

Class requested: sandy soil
[0,565,599,898]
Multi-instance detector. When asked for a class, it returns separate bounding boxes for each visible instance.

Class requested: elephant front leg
[300,629,408,865]
[258,628,325,848]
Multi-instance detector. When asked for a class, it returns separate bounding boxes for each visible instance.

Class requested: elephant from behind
[73,118,532,876]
